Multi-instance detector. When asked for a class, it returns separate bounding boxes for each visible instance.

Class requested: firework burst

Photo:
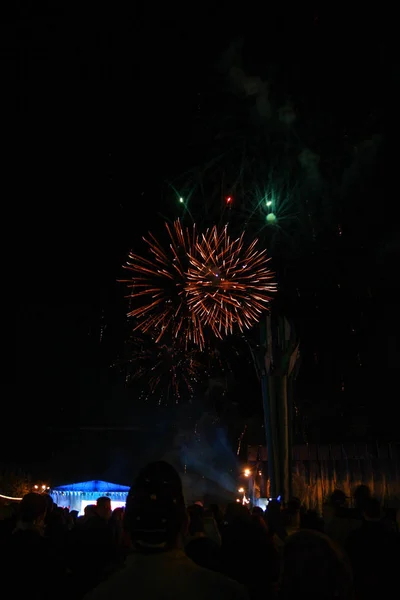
[123,334,204,404]
[243,182,299,236]
[186,225,276,337]
[121,219,205,349]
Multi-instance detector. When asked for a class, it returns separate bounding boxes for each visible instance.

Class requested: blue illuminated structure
[50,480,130,515]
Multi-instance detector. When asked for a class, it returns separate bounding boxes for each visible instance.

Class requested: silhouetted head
[84,504,97,518]
[42,493,54,513]
[353,485,371,512]
[330,489,347,508]
[252,506,264,517]
[187,503,203,517]
[224,502,250,524]
[124,461,186,551]
[282,530,354,600]
[252,513,268,531]
[96,496,112,520]
[267,498,282,514]
[112,507,125,521]
[18,493,47,525]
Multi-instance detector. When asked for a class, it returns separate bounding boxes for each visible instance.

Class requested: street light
[244,468,250,477]
[33,483,50,493]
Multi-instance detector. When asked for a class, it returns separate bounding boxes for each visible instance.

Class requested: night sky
[4,7,393,482]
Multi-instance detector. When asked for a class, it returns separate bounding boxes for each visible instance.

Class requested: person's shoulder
[187,536,219,549]
[192,565,248,598]
[82,568,127,600]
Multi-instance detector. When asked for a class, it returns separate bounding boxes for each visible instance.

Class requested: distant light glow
[179,197,184,203]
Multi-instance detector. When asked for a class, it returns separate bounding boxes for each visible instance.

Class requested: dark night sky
[3,7,393,479]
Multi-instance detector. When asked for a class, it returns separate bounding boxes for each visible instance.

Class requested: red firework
[121,219,205,348]
[186,224,276,337]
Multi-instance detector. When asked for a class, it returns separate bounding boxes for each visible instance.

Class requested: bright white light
[0,493,22,501]
[256,498,269,510]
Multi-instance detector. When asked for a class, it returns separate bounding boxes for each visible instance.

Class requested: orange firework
[121,219,205,348]
[186,224,276,337]
[122,334,204,404]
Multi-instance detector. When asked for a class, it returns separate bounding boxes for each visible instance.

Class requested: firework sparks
[241,181,300,242]
[186,225,276,337]
[121,219,205,349]
[123,335,203,404]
